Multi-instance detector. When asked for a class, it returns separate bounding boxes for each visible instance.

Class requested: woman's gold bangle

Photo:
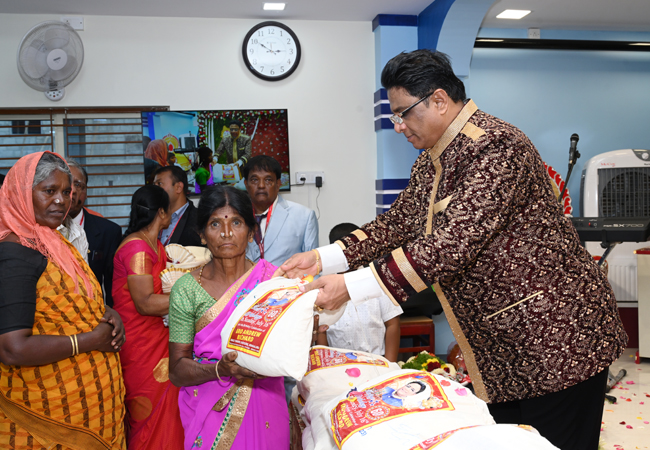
[215,359,224,382]
[69,335,79,356]
[312,249,321,274]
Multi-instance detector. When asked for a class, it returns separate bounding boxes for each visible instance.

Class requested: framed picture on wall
[142,109,290,194]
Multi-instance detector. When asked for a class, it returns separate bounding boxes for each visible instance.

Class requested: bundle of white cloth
[294,348,559,450]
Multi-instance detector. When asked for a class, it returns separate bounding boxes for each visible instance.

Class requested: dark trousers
[488,368,608,450]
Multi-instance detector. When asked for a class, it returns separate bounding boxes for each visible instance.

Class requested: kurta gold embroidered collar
[427,100,478,162]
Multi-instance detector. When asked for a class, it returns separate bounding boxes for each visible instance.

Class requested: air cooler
[580,149,650,304]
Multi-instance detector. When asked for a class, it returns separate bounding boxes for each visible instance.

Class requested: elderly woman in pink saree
[168,185,289,450]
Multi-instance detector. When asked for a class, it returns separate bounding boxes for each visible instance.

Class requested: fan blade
[49,55,77,81]
[43,27,70,50]
[20,44,49,79]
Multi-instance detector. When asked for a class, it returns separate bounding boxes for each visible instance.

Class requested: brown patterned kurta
[338,100,627,404]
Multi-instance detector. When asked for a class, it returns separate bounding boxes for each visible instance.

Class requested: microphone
[569,133,579,165]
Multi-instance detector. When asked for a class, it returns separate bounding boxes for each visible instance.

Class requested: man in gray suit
[244,155,319,268]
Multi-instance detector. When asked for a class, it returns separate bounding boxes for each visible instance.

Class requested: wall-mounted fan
[17,21,84,101]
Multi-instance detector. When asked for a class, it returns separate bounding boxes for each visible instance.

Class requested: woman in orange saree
[0,152,126,450]
[112,185,184,449]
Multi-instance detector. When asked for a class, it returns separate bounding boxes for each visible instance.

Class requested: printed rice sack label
[330,372,454,447]
[221,276,318,380]
[321,369,494,450]
[306,347,390,375]
[227,286,306,356]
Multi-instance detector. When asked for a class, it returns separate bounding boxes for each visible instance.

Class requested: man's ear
[175,181,184,195]
[431,89,450,115]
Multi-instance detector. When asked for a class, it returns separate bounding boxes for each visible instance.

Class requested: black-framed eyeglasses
[389,92,434,125]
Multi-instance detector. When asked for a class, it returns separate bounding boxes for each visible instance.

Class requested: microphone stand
[558,133,580,204]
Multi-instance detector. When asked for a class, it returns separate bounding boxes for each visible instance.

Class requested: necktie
[254,213,267,246]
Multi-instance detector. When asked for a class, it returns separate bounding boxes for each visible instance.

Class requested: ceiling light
[496,10,531,20]
[476,39,504,42]
[264,3,285,10]
[630,42,650,46]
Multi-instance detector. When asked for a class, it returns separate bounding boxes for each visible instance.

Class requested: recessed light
[476,39,504,42]
[496,9,531,20]
[264,3,285,10]
[630,42,650,46]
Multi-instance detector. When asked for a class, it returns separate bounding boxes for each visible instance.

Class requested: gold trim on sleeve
[351,229,368,241]
[335,240,346,251]
[392,247,428,293]
[369,263,400,306]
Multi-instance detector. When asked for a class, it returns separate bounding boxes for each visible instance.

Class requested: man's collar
[428,99,478,162]
[172,201,190,219]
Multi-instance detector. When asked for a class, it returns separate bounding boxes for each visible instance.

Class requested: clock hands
[260,42,283,55]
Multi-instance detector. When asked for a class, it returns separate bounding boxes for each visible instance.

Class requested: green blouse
[168,272,217,344]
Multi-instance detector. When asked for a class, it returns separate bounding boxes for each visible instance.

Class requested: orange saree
[112,238,184,449]
[0,239,126,450]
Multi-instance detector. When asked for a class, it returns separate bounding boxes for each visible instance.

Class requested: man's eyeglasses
[389,92,434,125]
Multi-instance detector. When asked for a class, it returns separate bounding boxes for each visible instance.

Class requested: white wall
[0,14,379,246]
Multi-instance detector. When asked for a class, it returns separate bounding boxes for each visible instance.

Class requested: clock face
[243,21,301,81]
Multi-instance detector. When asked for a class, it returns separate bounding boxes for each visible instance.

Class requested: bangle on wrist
[69,334,78,356]
[215,359,224,382]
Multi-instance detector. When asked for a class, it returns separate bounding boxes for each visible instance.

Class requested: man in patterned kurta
[278,50,626,450]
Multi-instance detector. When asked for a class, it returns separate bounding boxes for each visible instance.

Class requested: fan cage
[17,20,84,92]
[598,167,650,217]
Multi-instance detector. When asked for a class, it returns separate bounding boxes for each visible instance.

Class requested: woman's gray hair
[32,153,72,187]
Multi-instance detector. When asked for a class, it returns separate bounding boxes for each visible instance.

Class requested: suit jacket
[246,195,319,267]
[216,134,252,164]
[169,202,203,247]
[83,209,123,307]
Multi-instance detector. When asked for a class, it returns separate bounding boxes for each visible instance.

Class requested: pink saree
[179,260,289,450]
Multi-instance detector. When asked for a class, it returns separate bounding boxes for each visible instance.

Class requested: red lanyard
[162,217,182,246]
[79,211,84,227]
[258,203,274,260]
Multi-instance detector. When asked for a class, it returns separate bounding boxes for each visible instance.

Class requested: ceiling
[1,0,650,32]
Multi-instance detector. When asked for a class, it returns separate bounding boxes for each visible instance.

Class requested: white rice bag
[408,424,558,449]
[321,369,495,450]
[298,346,400,450]
[221,276,317,380]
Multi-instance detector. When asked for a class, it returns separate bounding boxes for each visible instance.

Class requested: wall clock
[242,21,301,81]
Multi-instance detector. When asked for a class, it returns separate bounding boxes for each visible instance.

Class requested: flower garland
[397,350,474,386]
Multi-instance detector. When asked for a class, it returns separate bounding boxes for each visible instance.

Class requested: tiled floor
[600,348,650,450]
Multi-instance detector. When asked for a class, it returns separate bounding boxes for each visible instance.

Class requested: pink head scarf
[0,151,94,298]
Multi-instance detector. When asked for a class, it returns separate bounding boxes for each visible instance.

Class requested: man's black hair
[243,155,282,180]
[381,50,466,103]
[229,119,243,128]
[154,165,188,195]
[329,222,358,244]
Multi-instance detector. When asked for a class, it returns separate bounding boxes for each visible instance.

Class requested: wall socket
[528,28,541,39]
[295,171,325,185]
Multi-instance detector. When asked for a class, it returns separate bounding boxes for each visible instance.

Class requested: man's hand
[100,306,126,350]
[301,274,350,311]
[273,250,319,278]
